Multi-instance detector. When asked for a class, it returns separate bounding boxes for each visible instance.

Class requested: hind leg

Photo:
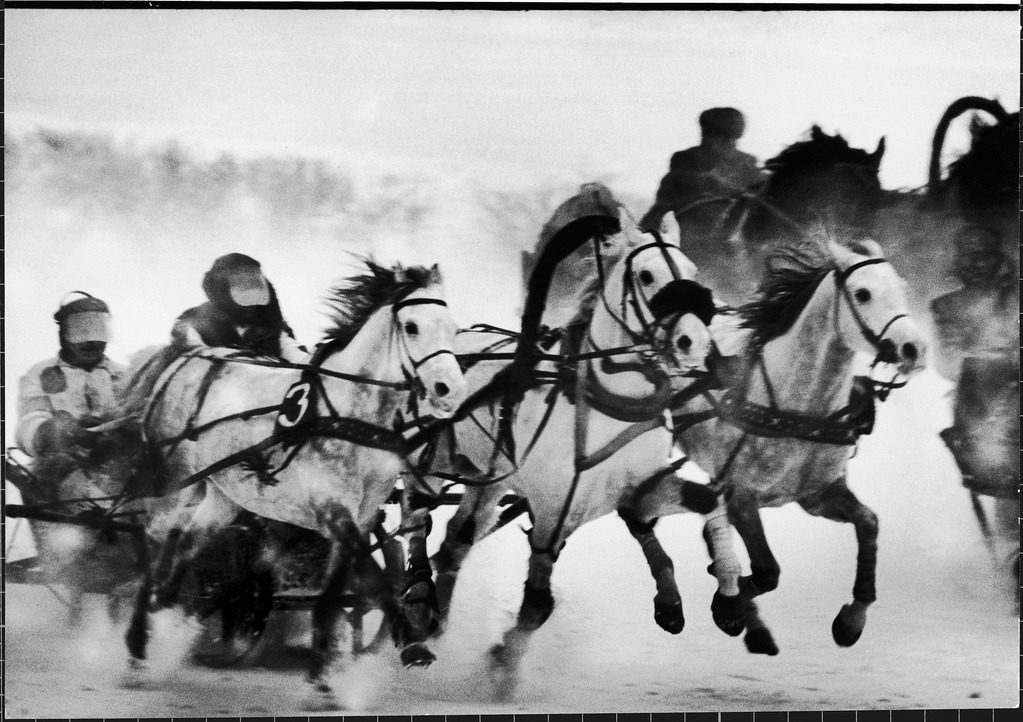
[800,477,878,647]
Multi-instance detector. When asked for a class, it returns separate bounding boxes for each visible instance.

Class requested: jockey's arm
[170,316,205,348]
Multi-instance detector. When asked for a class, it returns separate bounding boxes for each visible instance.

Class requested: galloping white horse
[421,215,742,697]
[122,262,466,709]
[627,236,928,655]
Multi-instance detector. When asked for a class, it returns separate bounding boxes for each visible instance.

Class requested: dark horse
[686,125,885,304]
[743,125,885,263]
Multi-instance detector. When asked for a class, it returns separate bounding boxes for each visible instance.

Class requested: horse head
[322,261,467,419]
[827,238,927,377]
[753,126,885,243]
[389,264,467,418]
[591,209,715,379]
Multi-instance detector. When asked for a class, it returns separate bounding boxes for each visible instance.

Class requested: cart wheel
[194,565,274,668]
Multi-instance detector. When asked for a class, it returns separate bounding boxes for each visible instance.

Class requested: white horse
[420,217,742,697]
[122,261,466,709]
[626,237,928,655]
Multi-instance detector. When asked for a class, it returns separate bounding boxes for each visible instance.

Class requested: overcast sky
[6,8,1019,191]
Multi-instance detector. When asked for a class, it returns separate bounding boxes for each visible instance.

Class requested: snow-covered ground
[4,370,1019,716]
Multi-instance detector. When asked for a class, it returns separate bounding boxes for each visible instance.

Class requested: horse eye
[638,270,655,285]
[404,321,419,336]
[854,288,871,304]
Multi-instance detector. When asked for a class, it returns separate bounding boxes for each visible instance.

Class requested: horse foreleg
[703,501,745,637]
[489,546,557,701]
[432,483,503,627]
[802,478,878,647]
[305,520,361,711]
[728,491,781,655]
[400,504,440,641]
[617,508,685,634]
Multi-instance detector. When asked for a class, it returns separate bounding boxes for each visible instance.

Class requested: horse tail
[927,96,1008,201]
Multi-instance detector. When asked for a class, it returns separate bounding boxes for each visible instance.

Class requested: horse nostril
[677,335,692,352]
[902,342,918,362]
[434,382,450,398]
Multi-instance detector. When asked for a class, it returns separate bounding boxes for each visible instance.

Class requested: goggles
[63,311,112,343]
[228,268,271,307]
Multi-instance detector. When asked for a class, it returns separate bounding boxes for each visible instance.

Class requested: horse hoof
[400,642,436,668]
[118,657,149,689]
[744,627,779,656]
[711,591,745,637]
[302,680,343,711]
[653,599,685,634]
[488,645,519,700]
[832,604,865,647]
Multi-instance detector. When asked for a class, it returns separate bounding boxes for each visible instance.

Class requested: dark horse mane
[321,259,436,352]
[947,111,1019,212]
[746,126,884,241]
[739,241,833,349]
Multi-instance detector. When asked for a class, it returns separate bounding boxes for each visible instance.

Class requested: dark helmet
[202,253,271,309]
[54,291,112,343]
[699,107,746,140]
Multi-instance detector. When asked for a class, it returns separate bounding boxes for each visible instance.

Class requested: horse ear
[871,137,886,167]
[392,264,408,284]
[811,125,825,141]
[428,264,442,283]
[657,210,682,247]
[851,238,885,258]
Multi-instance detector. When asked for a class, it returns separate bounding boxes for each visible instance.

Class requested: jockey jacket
[172,302,308,362]
[639,144,765,236]
[16,355,126,457]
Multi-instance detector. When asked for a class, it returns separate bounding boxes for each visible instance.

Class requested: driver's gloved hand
[33,410,79,454]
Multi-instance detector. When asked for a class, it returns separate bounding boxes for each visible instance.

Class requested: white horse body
[426,226,741,696]
[152,308,416,535]
[125,265,467,707]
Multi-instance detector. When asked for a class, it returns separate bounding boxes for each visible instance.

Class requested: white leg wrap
[705,503,741,596]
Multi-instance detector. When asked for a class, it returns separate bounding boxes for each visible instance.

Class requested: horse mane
[738,239,833,349]
[322,259,436,349]
[747,126,883,241]
[763,126,880,193]
[947,111,1019,211]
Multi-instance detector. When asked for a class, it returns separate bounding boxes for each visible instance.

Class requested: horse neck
[321,307,404,411]
[755,275,855,414]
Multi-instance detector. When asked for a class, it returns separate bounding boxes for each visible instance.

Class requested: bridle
[832,257,911,396]
[391,295,457,401]
[590,238,705,378]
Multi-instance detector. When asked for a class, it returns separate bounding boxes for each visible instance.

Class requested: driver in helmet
[16,291,126,498]
[172,253,308,362]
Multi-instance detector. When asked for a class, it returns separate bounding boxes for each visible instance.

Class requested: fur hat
[699,107,746,139]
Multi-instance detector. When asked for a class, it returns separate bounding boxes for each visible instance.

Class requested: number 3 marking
[278,382,312,428]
